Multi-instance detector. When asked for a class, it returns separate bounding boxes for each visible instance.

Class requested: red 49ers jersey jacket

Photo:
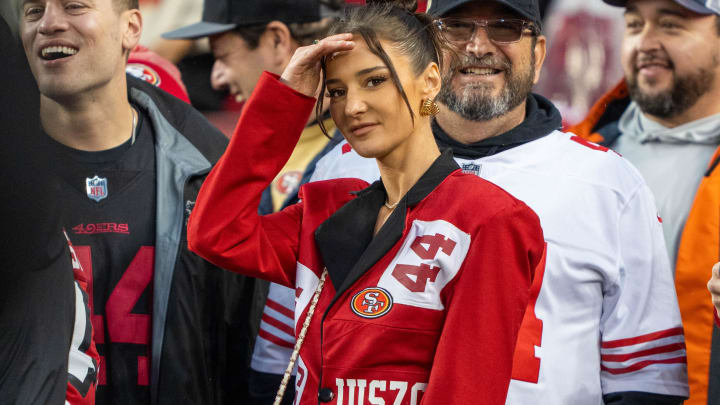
[188,73,547,405]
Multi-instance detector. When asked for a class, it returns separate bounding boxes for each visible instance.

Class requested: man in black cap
[165,2,343,404]
[309,0,688,403]
[164,0,338,104]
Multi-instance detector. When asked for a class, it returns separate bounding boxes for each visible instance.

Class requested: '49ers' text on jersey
[43,109,156,405]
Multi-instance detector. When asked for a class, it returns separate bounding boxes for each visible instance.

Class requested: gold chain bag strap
[273,268,329,405]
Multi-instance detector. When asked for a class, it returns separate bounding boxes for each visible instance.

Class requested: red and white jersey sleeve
[599,180,687,394]
[310,131,689,402]
[250,282,296,374]
[63,232,99,405]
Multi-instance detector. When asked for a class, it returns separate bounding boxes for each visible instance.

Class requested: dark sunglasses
[435,18,539,45]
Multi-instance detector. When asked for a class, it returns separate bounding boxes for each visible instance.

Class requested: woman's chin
[347,142,387,160]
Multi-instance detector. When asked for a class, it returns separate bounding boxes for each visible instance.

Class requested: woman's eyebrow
[356,66,387,76]
[326,66,388,85]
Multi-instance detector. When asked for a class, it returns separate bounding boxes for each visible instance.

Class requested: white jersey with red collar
[310,130,689,403]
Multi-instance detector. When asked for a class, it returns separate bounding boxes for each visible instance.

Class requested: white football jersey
[309,130,689,403]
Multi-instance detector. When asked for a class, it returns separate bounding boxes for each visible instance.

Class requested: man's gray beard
[628,66,716,118]
[436,53,535,122]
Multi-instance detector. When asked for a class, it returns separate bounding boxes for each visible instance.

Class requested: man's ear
[423,61,442,100]
[263,21,296,72]
[532,35,547,84]
[122,9,142,53]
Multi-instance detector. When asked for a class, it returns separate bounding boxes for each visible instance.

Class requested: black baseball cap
[163,0,324,40]
[602,0,720,14]
[427,0,543,30]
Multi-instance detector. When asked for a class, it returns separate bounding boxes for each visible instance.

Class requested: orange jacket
[569,80,720,405]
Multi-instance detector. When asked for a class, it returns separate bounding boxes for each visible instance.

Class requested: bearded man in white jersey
[309,0,689,403]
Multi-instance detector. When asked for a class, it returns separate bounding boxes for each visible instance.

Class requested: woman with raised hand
[187,1,546,403]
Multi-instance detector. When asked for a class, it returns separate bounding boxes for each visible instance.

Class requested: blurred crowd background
[0,0,624,137]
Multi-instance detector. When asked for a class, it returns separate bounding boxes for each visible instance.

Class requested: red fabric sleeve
[65,273,98,405]
[422,202,546,404]
[187,72,317,287]
[715,310,720,327]
[64,232,99,405]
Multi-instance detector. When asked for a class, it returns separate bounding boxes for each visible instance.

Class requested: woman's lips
[350,123,379,137]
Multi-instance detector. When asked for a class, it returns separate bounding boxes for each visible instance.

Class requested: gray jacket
[129,75,256,405]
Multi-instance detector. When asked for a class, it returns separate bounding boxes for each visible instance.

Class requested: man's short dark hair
[116,0,139,11]
[233,17,336,50]
[233,24,268,50]
[231,0,344,49]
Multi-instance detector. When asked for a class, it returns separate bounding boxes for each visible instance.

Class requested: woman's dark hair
[317,0,445,137]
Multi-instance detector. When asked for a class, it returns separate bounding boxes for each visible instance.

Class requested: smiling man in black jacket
[17,0,255,403]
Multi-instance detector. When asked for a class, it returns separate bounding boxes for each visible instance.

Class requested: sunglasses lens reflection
[438,18,526,44]
[487,21,523,43]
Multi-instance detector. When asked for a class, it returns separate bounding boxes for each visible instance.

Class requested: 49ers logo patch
[126,63,161,86]
[351,287,393,319]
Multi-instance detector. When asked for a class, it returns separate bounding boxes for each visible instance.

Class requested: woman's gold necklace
[384,198,399,210]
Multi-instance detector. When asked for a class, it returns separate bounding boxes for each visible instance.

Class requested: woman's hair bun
[365,0,418,13]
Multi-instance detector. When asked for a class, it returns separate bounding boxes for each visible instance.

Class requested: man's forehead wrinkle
[20,0,99,8]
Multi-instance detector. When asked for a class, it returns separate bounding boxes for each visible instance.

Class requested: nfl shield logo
[86,175,108,202]
[461,163,481,177]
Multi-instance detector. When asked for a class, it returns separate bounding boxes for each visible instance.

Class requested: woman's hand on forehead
[280,33,355,98]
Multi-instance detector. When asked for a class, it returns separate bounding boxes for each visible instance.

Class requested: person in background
[127,45,192,103]
[570,0,720,402]
[0,12,99,405]
[310,0,689,403]
[164,1,343,403]
[709,263,720,324]
[18,0,256,403]
[137,0,204,63]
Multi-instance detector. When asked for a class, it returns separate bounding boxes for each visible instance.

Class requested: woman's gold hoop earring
[420,98,440,116]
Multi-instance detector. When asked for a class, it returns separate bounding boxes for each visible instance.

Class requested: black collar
[352,148,459,205]
[314,149,458,297]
